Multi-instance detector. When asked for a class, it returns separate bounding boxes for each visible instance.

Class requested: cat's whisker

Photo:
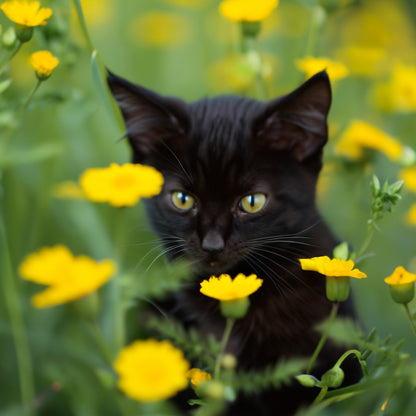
[245,253,286,296]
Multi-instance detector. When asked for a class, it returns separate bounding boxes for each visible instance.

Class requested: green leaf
[91,50,125,134]
[0,143,62,167]
[0,78,12,94]
[232,359,307,394]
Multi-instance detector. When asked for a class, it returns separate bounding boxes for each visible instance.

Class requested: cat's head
[107,72,332,275]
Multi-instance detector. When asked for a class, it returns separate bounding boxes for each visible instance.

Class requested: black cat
[107,71,362,415]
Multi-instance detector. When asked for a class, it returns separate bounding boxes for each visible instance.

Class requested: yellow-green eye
[239,193,267,214]
[171,191,195,211]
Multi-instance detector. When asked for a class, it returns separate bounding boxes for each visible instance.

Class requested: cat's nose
[201,230,224,253]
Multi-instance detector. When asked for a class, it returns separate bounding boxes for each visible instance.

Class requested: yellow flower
[79,163,164,208]
[128,12,191,47]
[219,0,278,22]
[29,50,59,80]
[299,256,367,279]
[186,368,211,387]
[399,167,416,192]
[52,181,85,200]
[200,273,263,301]
[0,0,52,27]
[335,121,404,162]
[300,256,366,302]
[384,266,416,304]
[407,204,416,226]
[374,63,416,112]
[19,245,116,308]
[385,266,416,286]
[336,46,385,77]
[296,56,349,82]
[114,339,190,402]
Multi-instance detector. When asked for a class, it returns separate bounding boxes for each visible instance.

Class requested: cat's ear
[107,71,190,161]
[254,71,331,165]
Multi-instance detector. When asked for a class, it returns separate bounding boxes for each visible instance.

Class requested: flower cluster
[296,56,349,82]
[0,0,52,27]
[200,273,263,318]
[80,163,164,207]
[19,245,116,308]
[219,0,278,23]
[114,339,190,402]
[29,50,59,80]
[335,121,407,163]
[299,256,367,302]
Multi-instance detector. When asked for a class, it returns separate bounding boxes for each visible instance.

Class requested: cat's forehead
[188,96,263,165]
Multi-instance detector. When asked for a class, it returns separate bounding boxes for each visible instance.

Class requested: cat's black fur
[107,71,362,415]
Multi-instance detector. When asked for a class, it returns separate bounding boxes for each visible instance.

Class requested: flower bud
[202,380,226,401]
[220,297,250,318]
[295,374,321,388]
[326,276,350,302]
[389,282,415,304]
[321,367,344,388]
[241,21,261,38]
[221,353,237,370]
[15,24,33,43]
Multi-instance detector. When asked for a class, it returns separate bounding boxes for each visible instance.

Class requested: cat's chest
[179,278,331,367]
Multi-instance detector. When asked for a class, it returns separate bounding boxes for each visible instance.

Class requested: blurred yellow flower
[335,121,403,162]
[407,204,416,226]
[336,46,385,77]
[114,339,190,402]
[52,181,85,200]
[385,266,416,286]
[186,368,211,387]
[219,0,278,22]
[29,50,59,79]
[399,167,416,192]
[0,0,52,27]
[385,266,416,304]
[79,163,164,208]
[165,0,209,7]
[19,245,116,308]
[374,63,416,113]
[200,273,263,301]
[76,0,113,27]
[296,56,349,82]
[208,54,275,92]
[299,256,367,279]
[129,12,191,47]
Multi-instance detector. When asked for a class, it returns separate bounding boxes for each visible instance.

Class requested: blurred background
[1,0,416,414]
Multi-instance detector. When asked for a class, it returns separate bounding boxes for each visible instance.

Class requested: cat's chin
[194,259,236,276]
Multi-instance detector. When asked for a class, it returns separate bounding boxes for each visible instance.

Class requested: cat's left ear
[107,71,190,162]
[254,71,331,165]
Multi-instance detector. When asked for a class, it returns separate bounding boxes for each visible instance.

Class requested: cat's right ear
[107,71,190,162]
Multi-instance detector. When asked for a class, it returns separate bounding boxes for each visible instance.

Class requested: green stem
[240,29,267,100]
[0,79,42,153]
[356,222,375,261]
[333,349,368,377]
[72,0,95,52]
[313,386,328,405]
[0,214,35,415]
[20,79,42,114]
[0,40,23,72]
[214,318,235,379]
[304,5,326,56]
[87,320,115,366]
[307,303,339,374]
[110,209,128,354]
[403,303,416,336]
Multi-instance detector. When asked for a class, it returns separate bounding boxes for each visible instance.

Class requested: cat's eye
[171,191,196,211]
[239,193,267,214]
